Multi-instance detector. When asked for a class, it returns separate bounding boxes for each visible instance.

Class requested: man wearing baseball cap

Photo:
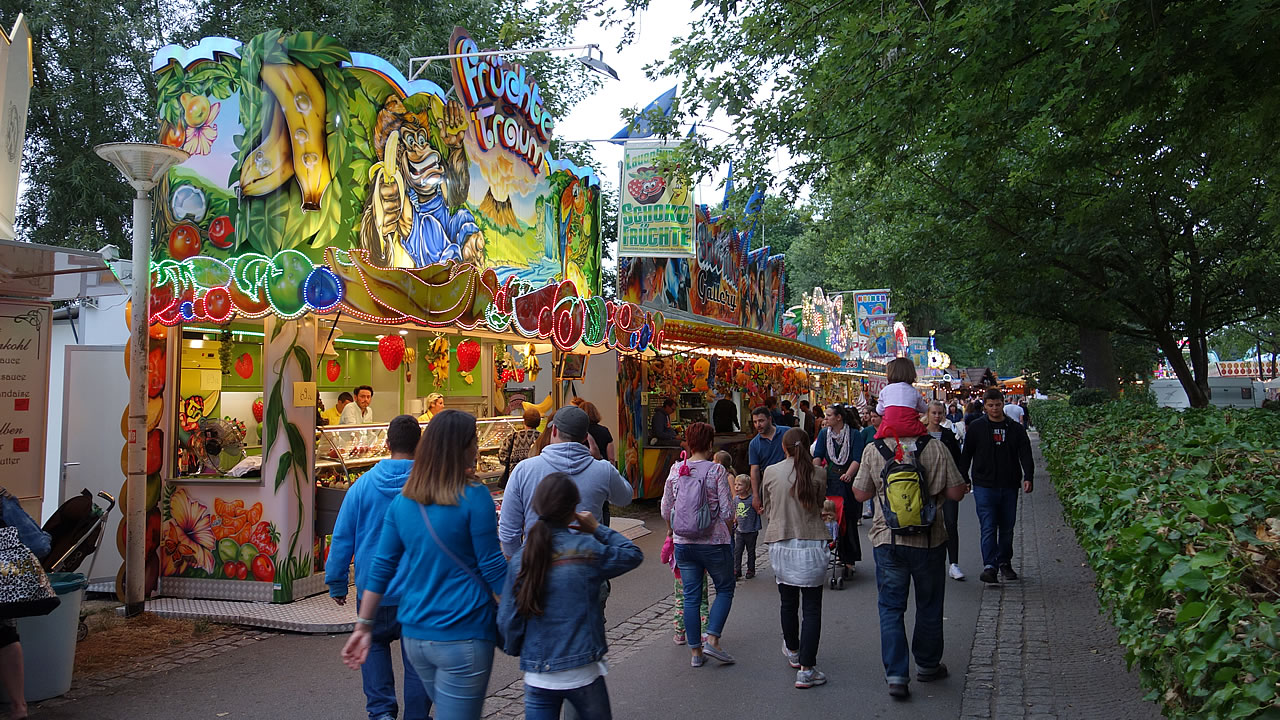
[498,405,634,557]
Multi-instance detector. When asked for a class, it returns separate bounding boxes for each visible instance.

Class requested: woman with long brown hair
[341,410,507,720]
[762,428,831,689]
[496,473,643,719]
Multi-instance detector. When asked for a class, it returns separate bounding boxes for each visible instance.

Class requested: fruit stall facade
[134,29,660,603]
[616,211,839,497]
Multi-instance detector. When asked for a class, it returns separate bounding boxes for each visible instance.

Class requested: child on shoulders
[875,358,929,440]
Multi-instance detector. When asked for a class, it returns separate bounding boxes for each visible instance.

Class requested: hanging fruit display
[457,339,480,385]
[403,346,416,382]
[427,335,450,388]
[251,397,264,423]
[378,334,405,372]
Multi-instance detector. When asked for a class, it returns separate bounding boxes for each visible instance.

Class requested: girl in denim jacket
[498,473,644,720]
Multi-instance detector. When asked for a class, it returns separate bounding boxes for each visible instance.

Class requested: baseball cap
[552,406,590,442]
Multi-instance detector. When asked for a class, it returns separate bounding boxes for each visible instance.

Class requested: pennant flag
[609,86,678,144]
[687,122,699,137]
[742,183,766,247]
[722,161,734,212]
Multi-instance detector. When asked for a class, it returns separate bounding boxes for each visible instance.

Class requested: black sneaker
[999,565,1019,580]
[917,663,949,682]
[979,567,1000,584]
[888,682,910,699]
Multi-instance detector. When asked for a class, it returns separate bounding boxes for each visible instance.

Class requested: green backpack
[873,435,937,536]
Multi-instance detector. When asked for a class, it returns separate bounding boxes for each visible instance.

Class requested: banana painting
[240,62,331,211]
[240,101,294,196]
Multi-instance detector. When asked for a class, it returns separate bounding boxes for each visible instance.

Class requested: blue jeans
[402,638,494,720]
[524,676,612,720]
[872,544,947,685]
[972,485,1019,569]
[674,543,736,648]
[358,600,432,720]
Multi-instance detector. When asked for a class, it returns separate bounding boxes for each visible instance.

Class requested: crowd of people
[324,361,1036,718]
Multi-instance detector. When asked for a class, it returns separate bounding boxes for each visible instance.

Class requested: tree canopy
[626,0,1280,406]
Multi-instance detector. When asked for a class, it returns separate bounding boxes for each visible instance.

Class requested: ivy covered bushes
[1035,402,1280,719]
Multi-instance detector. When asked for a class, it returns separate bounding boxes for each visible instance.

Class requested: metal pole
[125,190,151,616]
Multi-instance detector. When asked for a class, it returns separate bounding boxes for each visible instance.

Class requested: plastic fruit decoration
[168,222,202,260]
[234,353,253,379]
[379,334,406,372]
[251,397,264,423]
[325,359,341,383]
[403,347,416,382]
[427,335,449,388]
[208,215,235,249]
[457,339,480,385]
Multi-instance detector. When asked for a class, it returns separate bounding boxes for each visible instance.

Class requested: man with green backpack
[853,429,968,700]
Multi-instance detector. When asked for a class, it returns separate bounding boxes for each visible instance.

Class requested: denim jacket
[497,525,643,672]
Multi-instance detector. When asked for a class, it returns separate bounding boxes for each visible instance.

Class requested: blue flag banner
[610,86,678,143]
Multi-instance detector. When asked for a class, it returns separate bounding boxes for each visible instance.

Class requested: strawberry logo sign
[326,359,341,383]
[627,166,666,205]
[378,334,405,371]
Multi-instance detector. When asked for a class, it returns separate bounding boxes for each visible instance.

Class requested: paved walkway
[960,433,1160,720]
[31,437,1163,719]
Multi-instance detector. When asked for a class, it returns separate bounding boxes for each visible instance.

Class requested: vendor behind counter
[649,397,680,446]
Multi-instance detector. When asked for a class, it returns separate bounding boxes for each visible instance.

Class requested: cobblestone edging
[479,547,774,719]
[959,485,1055,720]
[34,628,277,709]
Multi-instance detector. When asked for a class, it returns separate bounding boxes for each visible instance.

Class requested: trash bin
[16,572,88,702]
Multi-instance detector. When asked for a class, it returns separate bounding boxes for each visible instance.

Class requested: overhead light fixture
[375,334,385,340]
[398,329,409,336]
[576,46,619,81]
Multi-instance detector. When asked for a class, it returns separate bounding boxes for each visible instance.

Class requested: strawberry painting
[326,359,341,383]
[234,352,253,379]
[627,167,666,205]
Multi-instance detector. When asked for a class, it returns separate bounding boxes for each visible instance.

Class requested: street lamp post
[94,142,189,615]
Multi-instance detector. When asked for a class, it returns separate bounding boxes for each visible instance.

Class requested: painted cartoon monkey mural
[360,95,485,267]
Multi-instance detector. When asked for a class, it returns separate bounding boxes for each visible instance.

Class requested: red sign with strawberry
[627,167,666,205]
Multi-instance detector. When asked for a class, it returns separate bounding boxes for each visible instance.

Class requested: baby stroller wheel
[829,576,838,590]
[836,577,845,590]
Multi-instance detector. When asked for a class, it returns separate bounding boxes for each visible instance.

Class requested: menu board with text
[0,300,50,514]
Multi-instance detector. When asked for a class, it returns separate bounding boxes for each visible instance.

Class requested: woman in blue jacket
[342,410,508,720]
[498,472,644,719]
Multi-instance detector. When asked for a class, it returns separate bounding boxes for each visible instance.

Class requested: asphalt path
[33,502,989,719]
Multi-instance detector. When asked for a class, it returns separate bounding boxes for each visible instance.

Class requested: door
[59,345,127,587]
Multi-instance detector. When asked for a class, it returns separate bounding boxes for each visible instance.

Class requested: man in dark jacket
[961,388,1034,585]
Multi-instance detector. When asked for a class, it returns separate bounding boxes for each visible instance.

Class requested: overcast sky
[557,0,732,204]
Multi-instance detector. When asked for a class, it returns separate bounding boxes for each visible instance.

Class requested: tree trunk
[1188,332,1212,403]
[1079,326,1118,396]
[1155,332,1210,408]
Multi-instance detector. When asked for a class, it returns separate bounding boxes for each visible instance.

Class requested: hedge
[1035,401,1280,719]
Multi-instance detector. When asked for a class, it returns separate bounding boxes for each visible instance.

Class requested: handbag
[416,503,515,651]
[0,526,61,619]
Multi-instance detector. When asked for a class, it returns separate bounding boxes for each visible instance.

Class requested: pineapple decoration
[427,335,450,389]
[457,339,481,385]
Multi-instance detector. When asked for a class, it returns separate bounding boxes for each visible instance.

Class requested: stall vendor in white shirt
[340,385,374,424]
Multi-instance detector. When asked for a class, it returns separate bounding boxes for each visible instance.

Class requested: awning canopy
[661,318,841,368]
[0,239,127,301]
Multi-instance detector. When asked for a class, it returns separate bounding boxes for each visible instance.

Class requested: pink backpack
[669,453,718,538]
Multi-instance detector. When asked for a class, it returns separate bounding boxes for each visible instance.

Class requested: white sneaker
[948,563,966,581]
[782,642,800,668]
[795,667,827,688]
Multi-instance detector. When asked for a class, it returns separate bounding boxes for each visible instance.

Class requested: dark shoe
[745,571,755,579]
[917,663,949,682]
[888,682,910,699]
[979,567,1000,584]
[735,572,742,580]
[1000,565,1019,580]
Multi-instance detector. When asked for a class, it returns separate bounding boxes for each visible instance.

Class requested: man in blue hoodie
[498,406,633,557]
[327,415,431,720]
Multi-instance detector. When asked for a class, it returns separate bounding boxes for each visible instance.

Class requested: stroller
[824,495,849,590]
[41,489,116,640]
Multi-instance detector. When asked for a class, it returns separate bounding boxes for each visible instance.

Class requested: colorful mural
[148,29,621,342]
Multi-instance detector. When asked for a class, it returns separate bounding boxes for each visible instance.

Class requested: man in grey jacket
[498,406,634,557]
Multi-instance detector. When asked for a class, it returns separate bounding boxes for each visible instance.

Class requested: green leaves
[1039,400,1280,719]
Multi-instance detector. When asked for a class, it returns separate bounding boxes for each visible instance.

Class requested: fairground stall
[127,29,661,603]
[616,207,838,497]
